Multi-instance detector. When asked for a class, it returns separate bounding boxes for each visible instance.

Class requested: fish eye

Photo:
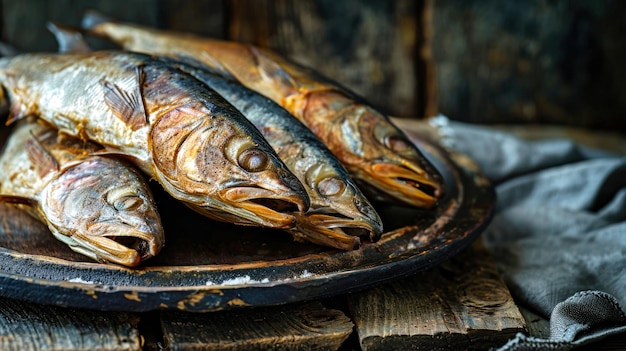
[374,124,411,152]
[384,135,411,152]
[317,177,345,196]
[113,196,143,211]
[107,188,144,211]
[238,148,269,172]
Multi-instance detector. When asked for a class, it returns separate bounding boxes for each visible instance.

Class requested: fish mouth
[366,163,443,208]
[51,227,162,267]
[219,186,308,229]
[290,211,382,250]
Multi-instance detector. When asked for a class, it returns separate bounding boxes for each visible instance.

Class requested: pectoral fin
[101,67,148,131]
[25,131,60,178]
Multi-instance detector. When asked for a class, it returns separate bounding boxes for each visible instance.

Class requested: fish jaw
[49,226,160,267]
[291,214,362,251]
[214,183,309,229]
[360,162,441,209]
[291,206,389,250]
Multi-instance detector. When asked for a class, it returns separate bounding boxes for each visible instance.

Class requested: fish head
[297,162,383,247]
[304,92,444,209]
[151,102,309,229]
[40,156,164,267]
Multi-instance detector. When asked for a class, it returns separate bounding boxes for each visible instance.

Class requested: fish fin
[4,100,30,126]
[0,194,38,207]
[0,41,21,57]
[248,46,299,91]
[193,52,238,81]
[46,21,92,53]
[101,67,148,131]
[25,130,60,178]
[81,9,112,29]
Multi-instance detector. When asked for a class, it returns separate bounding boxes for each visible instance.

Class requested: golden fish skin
[0,51,309,230]
[0,120,164,266]
[81,11,445,209]
[165,59,384,249]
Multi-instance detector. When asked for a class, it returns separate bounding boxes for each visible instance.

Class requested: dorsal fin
[25,130,60,178]
[46,21,91,54]
[81,9,112,30]
[248,46,299,92]
[101,66,148,131]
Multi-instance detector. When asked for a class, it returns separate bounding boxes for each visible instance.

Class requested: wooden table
[0,121,624,351]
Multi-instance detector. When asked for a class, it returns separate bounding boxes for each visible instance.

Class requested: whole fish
[81,11,445,209]
[0,120,164,266]
[0,50,309,230]
[167,60,384,249]
[48,22,382,250]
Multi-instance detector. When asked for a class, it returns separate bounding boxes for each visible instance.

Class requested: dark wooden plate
[0,128,495,312]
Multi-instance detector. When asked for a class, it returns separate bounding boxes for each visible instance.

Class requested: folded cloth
[428,116,626,351]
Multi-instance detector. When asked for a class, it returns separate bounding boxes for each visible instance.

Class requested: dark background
[1,0,624,132]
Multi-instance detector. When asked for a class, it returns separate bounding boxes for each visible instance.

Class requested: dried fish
[166,60,385,249]
[81,11,445,209]
[48,22,382,250]
[0,50,309,230]
[0,120,164,266]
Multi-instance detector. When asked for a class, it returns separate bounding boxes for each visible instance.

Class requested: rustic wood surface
[160,301,353,351]
[0,1,625,350]
[431,0,626,131]
[227,0,426,118]
[2,0,625,131]
[347,238,526,351]
[0,298,141,351]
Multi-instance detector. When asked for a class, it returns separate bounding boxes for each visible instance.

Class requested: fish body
[0,120,164,266]
[0,51,309,229]
[81,12,445,209]
[166,60,384,249]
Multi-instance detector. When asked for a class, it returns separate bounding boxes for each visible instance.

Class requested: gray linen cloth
[429,116,626,350]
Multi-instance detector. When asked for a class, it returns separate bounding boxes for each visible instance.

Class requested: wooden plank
[0,0,226,52]
[0,297,141,351]
[348,237,526,351]
[160,301,354,350]
[431,0,626,131]
[0,0,162,52]
[226,0,424,118]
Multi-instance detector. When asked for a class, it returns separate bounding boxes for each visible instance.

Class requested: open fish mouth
[367,163,443,209]
[51,227,162,267]
[290,211,383,251]
[219,186,308,229]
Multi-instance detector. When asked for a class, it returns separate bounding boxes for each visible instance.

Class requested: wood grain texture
[227,0,424,118]
[0,297,141,351]
[431,0,626,131]
[160,301,354,351]
[0,0,226,53]
[348,237,526,351]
